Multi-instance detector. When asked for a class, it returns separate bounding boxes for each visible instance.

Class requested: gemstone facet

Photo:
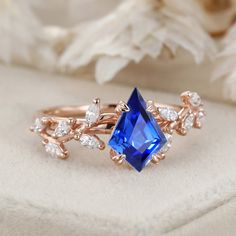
[108,88,167,172]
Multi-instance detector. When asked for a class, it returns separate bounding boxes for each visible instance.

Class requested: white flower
[0,0,57,69]
[59,0,216,83]
[0,0,40,63]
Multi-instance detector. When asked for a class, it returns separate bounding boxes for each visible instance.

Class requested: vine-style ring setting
[30,88,205,172]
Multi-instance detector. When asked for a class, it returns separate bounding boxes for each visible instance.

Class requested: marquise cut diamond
[45,142,62,158]
[159,107,178,121]
[189,92,201,107]
[183,113,194,130]
[54,120,71,137]
[80,134,99,149]
[31,118,44,133]
[197,111,205,121]
[85,103,100,125]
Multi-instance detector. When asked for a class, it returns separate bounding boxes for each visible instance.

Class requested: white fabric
[0,65,235,236]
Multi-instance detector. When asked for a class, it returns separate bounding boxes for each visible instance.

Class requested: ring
[30,88,205,172]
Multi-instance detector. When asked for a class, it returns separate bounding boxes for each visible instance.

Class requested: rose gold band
[30,91,205,168]
[38,103,182,132]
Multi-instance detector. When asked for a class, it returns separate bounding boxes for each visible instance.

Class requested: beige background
[0,65,235,235]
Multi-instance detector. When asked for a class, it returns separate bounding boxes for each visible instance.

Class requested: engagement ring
[30,88,205,172]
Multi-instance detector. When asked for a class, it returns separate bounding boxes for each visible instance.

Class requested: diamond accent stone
[183,113,195,130]
[108,88,167,172]
[54,120,71,137]
[196,111,205,125]
[85,103,100,125]
[31,118,44,132]
[45,142,63,158]
[189,92,201,107]
[79,134,99,149]
[159,107,178,121]
[160,133,172,153]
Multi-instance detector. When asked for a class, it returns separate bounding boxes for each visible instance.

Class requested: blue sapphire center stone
[108,88,167,172]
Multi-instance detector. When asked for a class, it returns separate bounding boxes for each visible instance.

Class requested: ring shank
[39,103,182,118]
[41,104,117,118]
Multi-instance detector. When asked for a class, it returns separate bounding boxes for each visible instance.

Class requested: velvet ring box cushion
[0,65,235,236]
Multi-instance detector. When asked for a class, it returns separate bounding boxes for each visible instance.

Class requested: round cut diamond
[80,134,99,149]
[54,120,70,137]
[159,107,178,121]
[183,113,195,130]
[45,142,62,158]
[189,92,201,107]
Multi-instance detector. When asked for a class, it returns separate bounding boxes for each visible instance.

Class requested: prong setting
[110,149,125,165]
[93,98,100,105]
[146,100,157,113]
[115,101,130,114]
[151,153,166,164]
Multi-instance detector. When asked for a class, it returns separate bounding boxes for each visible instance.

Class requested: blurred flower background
[1,0,236,101]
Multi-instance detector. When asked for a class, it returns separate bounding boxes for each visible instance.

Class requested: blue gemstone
[108,88,167,172]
